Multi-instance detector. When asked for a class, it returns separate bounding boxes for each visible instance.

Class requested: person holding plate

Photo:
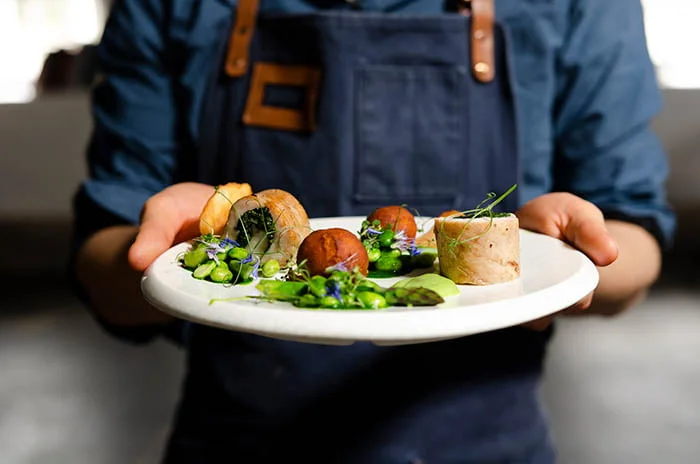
[70,0,674,462]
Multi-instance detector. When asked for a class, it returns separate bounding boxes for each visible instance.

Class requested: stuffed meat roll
[223,189,311,267]
[434,213,520,285]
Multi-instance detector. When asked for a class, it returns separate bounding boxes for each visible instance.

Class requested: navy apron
[165,1,554,463]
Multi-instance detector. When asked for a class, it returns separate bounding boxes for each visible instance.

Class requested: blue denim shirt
[73,1,673,337]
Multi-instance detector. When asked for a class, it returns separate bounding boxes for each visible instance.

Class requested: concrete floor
[1,272,698,464]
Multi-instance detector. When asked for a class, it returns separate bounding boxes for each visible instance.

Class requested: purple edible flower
[366,227,382,236]
[240,254,254,264]
[250,257,261,280]
[220,237,239,248]
[328,280,342,302]
[325,261,349,273]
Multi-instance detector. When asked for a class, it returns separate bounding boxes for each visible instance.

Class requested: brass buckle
[242,62,322,132]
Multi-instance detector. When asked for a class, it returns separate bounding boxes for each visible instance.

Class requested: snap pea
[193,261,216,280]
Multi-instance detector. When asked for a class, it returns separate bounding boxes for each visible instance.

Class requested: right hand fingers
[128,183,214,272]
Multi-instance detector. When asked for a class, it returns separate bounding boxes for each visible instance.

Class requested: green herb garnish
[235,207,275,248]
[438,184,518,256]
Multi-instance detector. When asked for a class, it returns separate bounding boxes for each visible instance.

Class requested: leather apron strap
[460,0,496,83]
[226,0,496,83]
[225,0,260,77]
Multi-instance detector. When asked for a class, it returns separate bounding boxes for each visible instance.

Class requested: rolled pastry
[223,189,311,266]
[434,213,520,285]
[199,182,253,235]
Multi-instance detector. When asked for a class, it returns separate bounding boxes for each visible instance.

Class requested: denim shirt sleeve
[69,0,188,345]
[552,0,676,249]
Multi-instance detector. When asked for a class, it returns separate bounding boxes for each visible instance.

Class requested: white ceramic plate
[141,216,598,346]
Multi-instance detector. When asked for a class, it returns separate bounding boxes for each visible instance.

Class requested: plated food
[177,182,520,311]
[358,206,438,277]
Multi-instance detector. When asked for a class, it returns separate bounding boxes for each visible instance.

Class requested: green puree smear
[391,273,460,299]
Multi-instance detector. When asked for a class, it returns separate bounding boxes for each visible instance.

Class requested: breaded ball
[297,228,369,276]
[366,206,417,238]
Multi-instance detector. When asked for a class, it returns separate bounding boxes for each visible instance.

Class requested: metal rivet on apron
[474,62,490,74]
[473,29,485,40]
[234,58,246,68]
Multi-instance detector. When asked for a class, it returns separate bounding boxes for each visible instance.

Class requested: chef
[71,0,674,462]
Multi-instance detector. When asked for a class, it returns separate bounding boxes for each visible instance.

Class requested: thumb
[128,198,181,272]
[566,211,619,267]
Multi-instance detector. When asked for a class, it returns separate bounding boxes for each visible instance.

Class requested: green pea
[381,249,401,259]
[378,230,395,248]
[183,247,208,269]
[210,265,233,283]
[297,293,320,308]
[320,296,340,309]
[228,247,249,261]
[309,275,327,297]
[261,259,280,277]
[376,256,402,273]
[193,261,216,280]
[357,291,387,309]
[367,247,381,263]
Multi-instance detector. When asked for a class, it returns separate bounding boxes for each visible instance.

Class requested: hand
[128,182,216,272]
[515,192,620,331]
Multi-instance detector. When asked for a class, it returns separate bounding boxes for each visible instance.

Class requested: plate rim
[141,216,599,344]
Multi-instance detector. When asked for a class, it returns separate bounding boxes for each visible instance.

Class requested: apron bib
[165,1,553,463]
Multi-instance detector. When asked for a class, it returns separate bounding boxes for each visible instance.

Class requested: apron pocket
[353,64,466,207]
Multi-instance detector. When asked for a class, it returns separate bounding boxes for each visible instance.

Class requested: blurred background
[0,0,698,463]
